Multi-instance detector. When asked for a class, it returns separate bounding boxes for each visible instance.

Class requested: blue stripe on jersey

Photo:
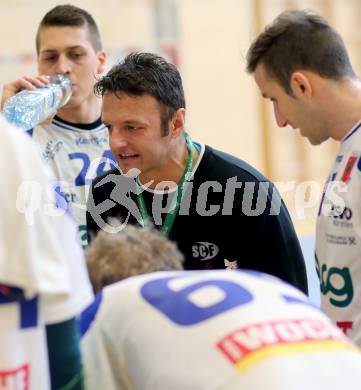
[79,292,103,337]
[343,121,361,143]
[20,296,38,328]
[0,288,38,328]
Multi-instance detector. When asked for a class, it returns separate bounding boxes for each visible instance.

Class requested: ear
[170,108,186,139]
[96,50,107,75]
[290,71,312,99]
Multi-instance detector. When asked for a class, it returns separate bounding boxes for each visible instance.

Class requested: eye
[125,124,137,131]
[69,52,84,60]
[42,56,57,62]
[105,124,113,132]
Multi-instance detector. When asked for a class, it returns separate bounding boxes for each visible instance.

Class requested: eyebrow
[40,46,85,54]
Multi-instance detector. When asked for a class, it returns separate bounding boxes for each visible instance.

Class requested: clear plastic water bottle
[3,74,72,131]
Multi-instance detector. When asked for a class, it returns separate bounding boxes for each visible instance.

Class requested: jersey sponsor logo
[329,205,353,229]
[42,140,63,160]
[336,321,354,336]
[217,318,352,372]
[326,233,356,246]
[341,156,358,183]
[328,205,352,220]
[316,255,354,308]
[75,136,108,146]
[192,242,219,261]
[54,184,77,205]
[224,259,238,269]
[0,364,29,390]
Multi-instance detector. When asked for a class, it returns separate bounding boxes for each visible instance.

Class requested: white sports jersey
[32,117,116,247]
[0,291,49,390]
[316,120,361,345]
[0,115,93,389]
[81,270,361,390]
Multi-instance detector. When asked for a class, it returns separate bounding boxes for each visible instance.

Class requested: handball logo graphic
[87,168,153,233]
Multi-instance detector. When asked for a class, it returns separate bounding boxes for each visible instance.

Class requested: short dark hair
[94,52,186,135]
[36,4,102,54]
[246,10,356,94]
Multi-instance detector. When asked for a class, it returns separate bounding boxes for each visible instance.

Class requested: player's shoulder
[79,273,158,335]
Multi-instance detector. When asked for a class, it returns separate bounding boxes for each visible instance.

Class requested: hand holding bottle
[1,75,50,110]
[2,75,72,131]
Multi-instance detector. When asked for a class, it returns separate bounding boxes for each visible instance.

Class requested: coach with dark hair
[86,52,308,294]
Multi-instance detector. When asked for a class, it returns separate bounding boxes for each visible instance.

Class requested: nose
[55,54,72,75]
[273,102,288,127]
[110,128,128,149]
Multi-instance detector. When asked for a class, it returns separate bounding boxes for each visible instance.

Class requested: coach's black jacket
[86,144,308,294]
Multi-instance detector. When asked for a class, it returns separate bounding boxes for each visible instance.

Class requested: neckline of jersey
[53,115,104,131]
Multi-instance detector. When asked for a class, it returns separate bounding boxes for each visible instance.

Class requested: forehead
[37,26,94,53]
[102,92,161,121]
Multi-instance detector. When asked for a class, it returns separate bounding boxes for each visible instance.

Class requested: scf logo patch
[192,242,219,261]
